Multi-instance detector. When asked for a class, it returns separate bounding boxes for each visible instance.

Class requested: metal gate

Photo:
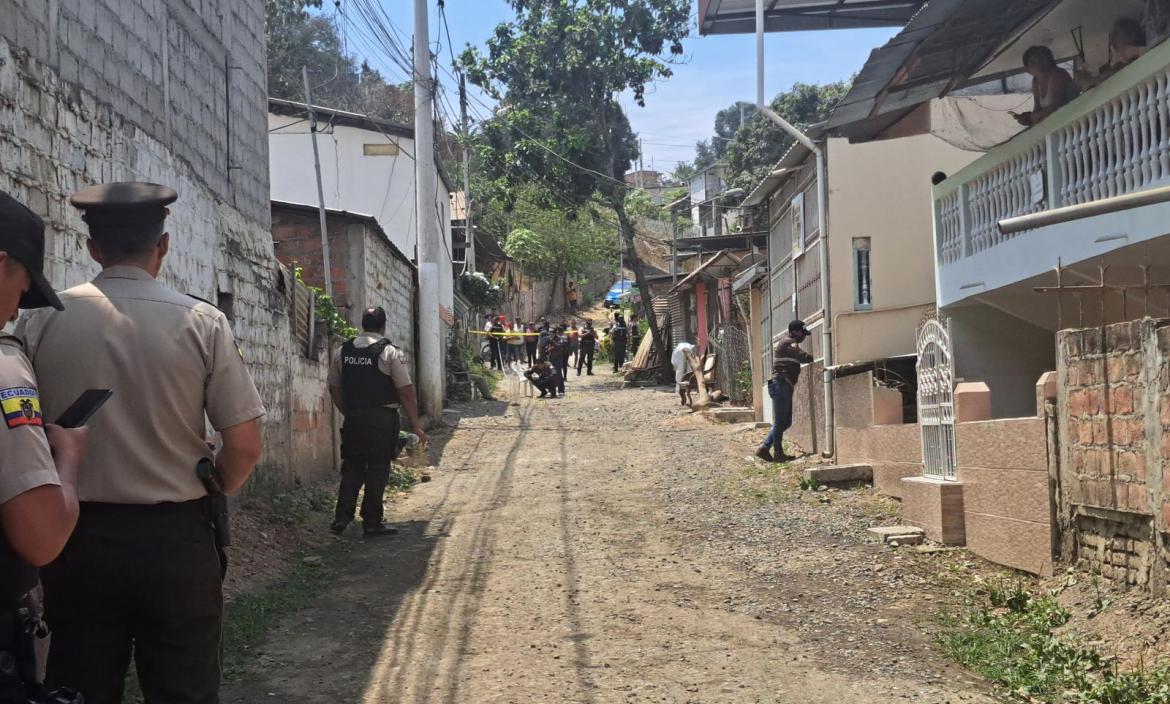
[917,316,957,480]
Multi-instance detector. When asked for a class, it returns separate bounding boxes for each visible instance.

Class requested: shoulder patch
[0,387,43,429]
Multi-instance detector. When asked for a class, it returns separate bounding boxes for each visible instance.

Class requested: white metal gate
[917,316,957,480]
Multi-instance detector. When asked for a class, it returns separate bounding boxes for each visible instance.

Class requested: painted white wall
[268,112,454,318]
[825,132,984,364]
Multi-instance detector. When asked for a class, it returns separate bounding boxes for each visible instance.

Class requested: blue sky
[344,1,897,177]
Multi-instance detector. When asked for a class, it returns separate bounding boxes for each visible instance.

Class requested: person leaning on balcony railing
[1076,18,1148,90]
[1013,46,1081,127]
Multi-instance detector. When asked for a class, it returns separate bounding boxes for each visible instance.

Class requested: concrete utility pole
[414,0,443,419]
[302,66,334,298]
[460,74,475,274]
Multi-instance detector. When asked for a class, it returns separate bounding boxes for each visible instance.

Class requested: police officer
[0,192,87,703]
[328,307,427,538]
[576,321,597,376]
[609,314,629,373]
[17,182,266,703]
[628,311,642,357]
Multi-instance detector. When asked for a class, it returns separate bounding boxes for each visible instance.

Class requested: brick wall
[0,3,318,490]
[272,203,419,381]
[1057,319,1170,592]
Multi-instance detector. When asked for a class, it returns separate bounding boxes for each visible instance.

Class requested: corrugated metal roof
[825,0,1060,140]
[698,0,928,35]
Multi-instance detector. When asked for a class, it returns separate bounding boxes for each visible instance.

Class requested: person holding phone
[0,191,88,702]
[16,182,266,704]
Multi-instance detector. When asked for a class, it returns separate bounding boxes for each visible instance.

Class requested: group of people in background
[480,311,643,399]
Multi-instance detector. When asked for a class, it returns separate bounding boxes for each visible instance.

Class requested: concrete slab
[867,525,926,546]
[803,463,873,484]
[705,407,756,424]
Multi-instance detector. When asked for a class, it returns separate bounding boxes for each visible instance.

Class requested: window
[790,193,805,253]
[363,143,400,156]
[853,237,872,310]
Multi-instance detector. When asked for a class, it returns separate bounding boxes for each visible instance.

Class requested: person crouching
[525,360,563,399]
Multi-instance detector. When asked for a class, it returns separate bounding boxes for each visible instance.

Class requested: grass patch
[938,579,1170,703]
[734,459,799,505]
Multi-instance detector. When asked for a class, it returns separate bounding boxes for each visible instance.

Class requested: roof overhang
[698,0,929,35]
[670,250,744,292]
[825,0,1060,141]
[675,232,769,252]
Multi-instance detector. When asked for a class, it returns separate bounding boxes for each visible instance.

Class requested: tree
[499,190,618,308]
[461,0,689,370]
[722,81,850,194]
[265,0,413,122]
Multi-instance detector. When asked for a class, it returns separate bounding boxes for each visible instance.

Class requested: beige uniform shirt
[327,334,412,412]
[16,266,266,504]
[0,335,59,505]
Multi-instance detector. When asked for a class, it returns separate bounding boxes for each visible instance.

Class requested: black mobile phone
[54,389,113,428]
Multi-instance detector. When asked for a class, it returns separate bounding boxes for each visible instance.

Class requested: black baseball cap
[0,191,63,311]
[788,319,809,335]
[362,306,387,331]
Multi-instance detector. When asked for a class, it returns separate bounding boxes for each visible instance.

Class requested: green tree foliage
[459,0,689,361]
[682,82,850,196]
[265,0,412,121]
[723,81,850,193]
[500,191,618,282]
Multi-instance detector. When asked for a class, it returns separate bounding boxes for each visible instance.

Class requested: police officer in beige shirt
[16,182,265,704]
[0,191,88,702]
[327,307,426,537]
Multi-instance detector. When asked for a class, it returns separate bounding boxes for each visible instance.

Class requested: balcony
[932,39,1170,309]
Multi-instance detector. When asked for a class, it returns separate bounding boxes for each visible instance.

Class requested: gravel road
[223,373,1001,703]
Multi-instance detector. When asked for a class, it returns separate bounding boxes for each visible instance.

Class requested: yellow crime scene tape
[469,330,547,338]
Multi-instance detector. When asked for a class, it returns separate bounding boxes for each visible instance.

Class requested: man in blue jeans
[758,320,814,463]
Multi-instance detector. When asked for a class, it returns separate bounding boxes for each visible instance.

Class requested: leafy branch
[293,267,358,339]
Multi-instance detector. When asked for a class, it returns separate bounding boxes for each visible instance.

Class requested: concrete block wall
[1057,318,1170,593]
[0,4,313,489]
[787,361,826,456]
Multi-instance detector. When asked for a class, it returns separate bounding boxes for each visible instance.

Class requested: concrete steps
[867,525,926,546]
[802,463,873,486]
[704,407,756,424]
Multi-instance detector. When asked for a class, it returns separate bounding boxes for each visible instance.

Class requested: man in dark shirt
[758,320,814,463]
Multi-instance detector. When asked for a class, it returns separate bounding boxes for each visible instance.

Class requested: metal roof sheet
[824,0,1059,140]
[698,0,929,35]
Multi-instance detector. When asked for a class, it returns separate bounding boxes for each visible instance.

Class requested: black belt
[79,498,208,516]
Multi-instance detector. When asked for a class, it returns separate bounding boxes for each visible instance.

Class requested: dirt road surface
[224,374,999,703]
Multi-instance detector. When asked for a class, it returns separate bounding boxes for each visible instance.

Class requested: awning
[825,0,1059,141]
[670,251,743,293]
[698,0,929,35]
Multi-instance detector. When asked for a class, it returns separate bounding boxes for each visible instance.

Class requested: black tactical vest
[341,339,399,413]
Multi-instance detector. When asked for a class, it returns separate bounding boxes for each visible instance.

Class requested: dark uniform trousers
[43,500,223,704]
[577,346,595,374]
[611,336,628,372]
[336,408,400,526]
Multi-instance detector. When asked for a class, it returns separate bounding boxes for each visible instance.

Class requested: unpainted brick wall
[1057,318,1170,593]
[0,5,315,490]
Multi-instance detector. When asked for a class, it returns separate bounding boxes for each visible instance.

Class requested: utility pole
[302,66,333,298]
[460,74,475,274]
[414,0,443,420]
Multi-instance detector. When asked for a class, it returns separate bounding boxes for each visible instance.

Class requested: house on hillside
[268,98,456,403]
[271,201,418,379]
[738,110,1015,455]
[708,0,1170,588]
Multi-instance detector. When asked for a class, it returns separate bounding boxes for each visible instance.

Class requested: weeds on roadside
[938,578,1170,703]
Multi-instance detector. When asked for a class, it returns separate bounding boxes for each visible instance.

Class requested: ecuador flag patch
[1,387,43,429]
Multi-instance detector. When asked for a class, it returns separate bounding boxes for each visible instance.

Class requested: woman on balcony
[1014,46,1081,127]
[1076,18,1148,90]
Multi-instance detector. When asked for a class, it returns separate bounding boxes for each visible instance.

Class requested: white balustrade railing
[933,41,1170,268]
[966,142,1046,255]
[936,188,963,264]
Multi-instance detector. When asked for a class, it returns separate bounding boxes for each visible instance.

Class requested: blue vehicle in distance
[603,280,639,308]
